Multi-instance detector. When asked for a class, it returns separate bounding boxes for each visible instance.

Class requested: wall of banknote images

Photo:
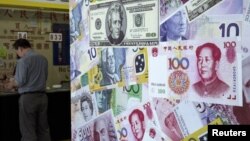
[70,0,250,141]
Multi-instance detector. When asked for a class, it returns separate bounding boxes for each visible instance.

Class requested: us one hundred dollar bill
[185,0,223,22]
[115,101,158,141]
[149,38,242,106]
[72,110,118,141]
[89,0,159,46]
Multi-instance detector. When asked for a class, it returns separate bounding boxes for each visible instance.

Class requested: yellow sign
[0,46,7,58]
[0,0,68,11]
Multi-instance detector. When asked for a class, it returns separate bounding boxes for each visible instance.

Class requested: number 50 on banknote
[149,38,242,106]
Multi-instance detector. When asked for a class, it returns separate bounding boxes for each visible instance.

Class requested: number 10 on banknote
[149,38,242,106]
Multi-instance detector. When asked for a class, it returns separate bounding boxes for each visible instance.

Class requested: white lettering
[241,131,247,136]
[212,129,219,136]
[219,131,224,136]
[212,129,247,136]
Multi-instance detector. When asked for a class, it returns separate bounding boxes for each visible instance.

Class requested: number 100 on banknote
[149,38,242,106]
[89,0,159,47]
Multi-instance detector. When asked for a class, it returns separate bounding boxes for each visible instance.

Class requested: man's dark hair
[128,109,144,125]
[196,43,221,61]
[13,39,31,50]
[107,2,123,31]
[80,95,93,115]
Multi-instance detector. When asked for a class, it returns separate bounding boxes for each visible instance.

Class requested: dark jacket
[193,77,230,98]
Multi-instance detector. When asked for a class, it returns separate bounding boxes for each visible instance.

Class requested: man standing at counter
[4,39,51,141]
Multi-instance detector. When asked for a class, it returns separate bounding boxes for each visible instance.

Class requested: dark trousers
[19,93,51,141]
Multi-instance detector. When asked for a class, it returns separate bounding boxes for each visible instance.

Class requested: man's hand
[4,81,14,90]
[4,78,17,90]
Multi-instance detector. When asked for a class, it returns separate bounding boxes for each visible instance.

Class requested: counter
[0,91,18,96]
[0,89,71,141]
